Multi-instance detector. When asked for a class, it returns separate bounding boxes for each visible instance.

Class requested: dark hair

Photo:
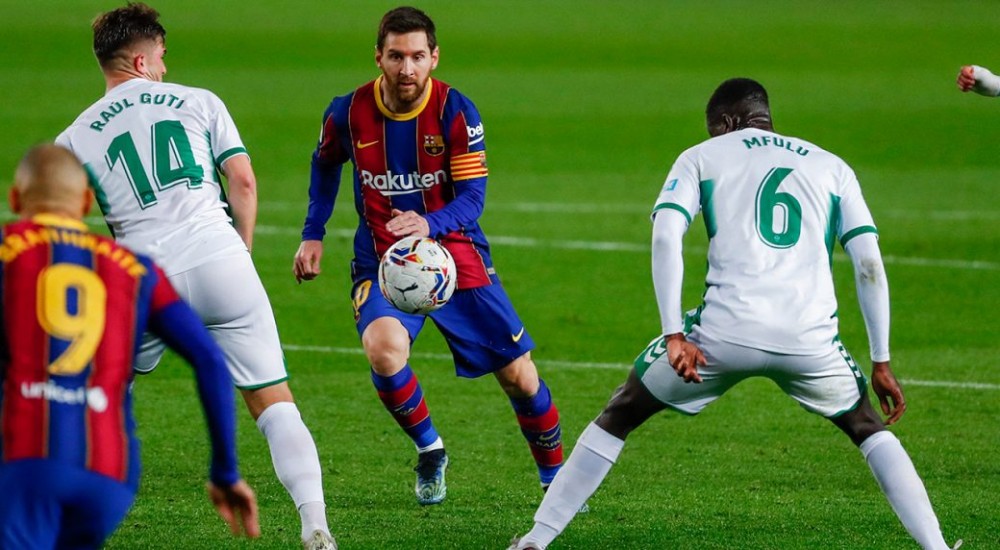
[92,2,165,66]
[377,6,436,51]
[706,78,770,129]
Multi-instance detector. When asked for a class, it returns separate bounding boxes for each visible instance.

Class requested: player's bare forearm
[666,332,706,384]
[293,239,324,283]
[222,156,258,251]
[871,361,906,425]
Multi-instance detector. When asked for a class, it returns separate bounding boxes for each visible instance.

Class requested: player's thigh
[57,472,134,550]
[176,253,286,389]
[0,460,134,550]
[0,461,61,549]
[353,277,427,344]
[429,279,534,378]
[634,328,760,414]
[768,340,867,418]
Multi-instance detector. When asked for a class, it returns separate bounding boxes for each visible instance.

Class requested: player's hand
[293,240,324,283]
[957,65,977,92]
[207,479,261,538]
[871,361,906,425]
[665,333,706,383]
[386,208,430,238]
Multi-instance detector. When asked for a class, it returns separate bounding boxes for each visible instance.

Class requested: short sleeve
[651,150,701,224]
[836,167,878,247]
[204,91,249,168]
[444,91,488,182]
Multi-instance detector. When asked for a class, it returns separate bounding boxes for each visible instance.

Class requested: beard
[388,77,427,108]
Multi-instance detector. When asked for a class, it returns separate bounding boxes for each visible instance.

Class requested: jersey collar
[31,213,88,231]
[374,75,433,121]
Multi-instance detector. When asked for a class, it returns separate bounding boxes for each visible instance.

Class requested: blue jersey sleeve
[303,97,351,241]
[425,92,488,238]
[149,300,240,486]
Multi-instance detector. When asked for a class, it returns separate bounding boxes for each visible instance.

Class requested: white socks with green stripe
[861,430,950,550]
[256,401,330,541]
[519,422,624,549]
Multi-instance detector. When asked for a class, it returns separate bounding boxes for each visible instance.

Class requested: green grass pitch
[2,1,998,548]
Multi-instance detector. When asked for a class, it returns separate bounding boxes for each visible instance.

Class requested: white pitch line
[1,212,991,270]
[256,225,998,271]
[282,344,999,391]
[258,200,1000,220]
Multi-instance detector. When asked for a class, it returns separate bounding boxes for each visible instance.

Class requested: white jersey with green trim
[652,128,877,354]
[56,78,248,275]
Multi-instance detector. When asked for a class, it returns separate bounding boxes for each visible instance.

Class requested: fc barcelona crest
[423,134,445,156]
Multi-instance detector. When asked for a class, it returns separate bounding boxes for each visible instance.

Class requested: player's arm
[957,65,1000,96]
[295,104,348,282]
[388,97,487,239]
[843,232,904,424]
[146,269,260,537]
[221,155,257,252]
[205,92,258,252]
[651,208,705,383]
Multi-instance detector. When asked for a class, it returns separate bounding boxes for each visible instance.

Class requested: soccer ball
[378,236,457,314]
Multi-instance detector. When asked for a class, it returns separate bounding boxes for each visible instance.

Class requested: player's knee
[495,353,539,398]
[362,323,410,373]
[832,400,886,447]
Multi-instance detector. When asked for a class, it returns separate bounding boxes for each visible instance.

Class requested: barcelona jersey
[0,214,180,489]
[304,76,494,289]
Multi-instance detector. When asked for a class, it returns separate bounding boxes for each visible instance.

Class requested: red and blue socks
[510,379,564,485]
[371,365,441,450]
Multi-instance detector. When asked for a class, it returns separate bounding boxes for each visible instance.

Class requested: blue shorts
[0,459,135,549]
[352,273,535,378]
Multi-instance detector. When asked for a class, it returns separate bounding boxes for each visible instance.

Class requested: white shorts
[136,251,287,389]
[634,326,866,418]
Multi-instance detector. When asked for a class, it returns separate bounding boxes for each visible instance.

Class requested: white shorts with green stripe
[634,326,867,419]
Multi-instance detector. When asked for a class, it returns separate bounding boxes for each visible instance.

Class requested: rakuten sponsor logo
[20,381,109,413]
[360,169,448,196]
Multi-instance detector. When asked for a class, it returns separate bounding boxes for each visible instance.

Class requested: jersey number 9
[36,264,107,375]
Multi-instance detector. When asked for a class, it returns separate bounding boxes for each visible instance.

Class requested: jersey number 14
[104,119,204,209]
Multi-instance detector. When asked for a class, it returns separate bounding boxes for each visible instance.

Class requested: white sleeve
[204,91,248,167]
[652,208,689,335]
[971,65,1000,97]
[844,233,890,362]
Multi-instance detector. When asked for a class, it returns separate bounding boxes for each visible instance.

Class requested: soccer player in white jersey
[510,78,959,550]
[957,65,1000,97]
[54,4,336,549]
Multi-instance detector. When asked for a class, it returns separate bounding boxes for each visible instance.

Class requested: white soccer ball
[378,236,457,314]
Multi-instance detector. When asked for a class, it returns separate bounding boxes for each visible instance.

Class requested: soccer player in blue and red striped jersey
[293,6,565,506]
[0,144,260,548]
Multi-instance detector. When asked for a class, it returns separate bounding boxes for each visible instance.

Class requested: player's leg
[57,469,135,550]
[834,396,951,550]
[513,330,737,550]
[0,460,63,549]
[356,278,446,505]
[494,353,565,488]
[430,280,563,488]
[181,255,332,545]
[772,343,950,549]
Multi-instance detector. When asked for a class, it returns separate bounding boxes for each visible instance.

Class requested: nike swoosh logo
[356,139,380,149]
[512,327,525,343]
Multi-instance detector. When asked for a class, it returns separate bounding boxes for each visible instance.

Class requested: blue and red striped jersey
[0,215,210,488]
[304,77,494,289]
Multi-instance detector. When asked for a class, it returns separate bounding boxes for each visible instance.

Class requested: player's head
[92,2,167,82]
[705,78,773,137]
[375,6,439,112]
[10,144,93,219]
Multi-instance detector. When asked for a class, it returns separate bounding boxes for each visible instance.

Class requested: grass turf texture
[2,1,998,548]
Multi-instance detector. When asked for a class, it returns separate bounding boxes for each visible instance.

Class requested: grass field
[2,1,999,548]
